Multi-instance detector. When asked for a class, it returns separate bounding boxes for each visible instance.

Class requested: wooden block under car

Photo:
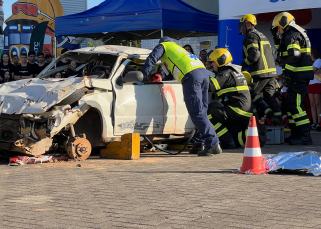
[100,133,140,160]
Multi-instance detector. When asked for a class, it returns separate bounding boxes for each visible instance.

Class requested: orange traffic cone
[235,116,266,174]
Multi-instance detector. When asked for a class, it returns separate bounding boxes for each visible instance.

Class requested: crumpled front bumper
[0,103,90,156]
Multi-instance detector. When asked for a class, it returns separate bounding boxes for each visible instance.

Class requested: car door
[112,60,194,136]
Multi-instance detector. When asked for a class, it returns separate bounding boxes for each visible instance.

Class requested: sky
[2,0,105,22]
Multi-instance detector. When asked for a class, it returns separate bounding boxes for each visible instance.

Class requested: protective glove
[266,110,282,126]
[281,70,291,87]
[136,82,144,85]
[270,116,283,126]
[148,74,162,82]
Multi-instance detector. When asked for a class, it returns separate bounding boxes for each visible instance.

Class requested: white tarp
[220,0,321,20]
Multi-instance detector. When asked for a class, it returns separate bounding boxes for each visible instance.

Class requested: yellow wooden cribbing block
[100,133,140,160]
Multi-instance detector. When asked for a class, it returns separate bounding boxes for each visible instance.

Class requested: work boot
[220,141,236,149]
[285,131,301,143]
[189,145,204,154]
[289,131,313,145]
[285,124,298,143]
[198,144,222,156]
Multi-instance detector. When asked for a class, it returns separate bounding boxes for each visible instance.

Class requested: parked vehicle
[0,45,194,160]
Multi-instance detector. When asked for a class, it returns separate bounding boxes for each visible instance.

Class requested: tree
[88,38,141,48]
[102,39,141,48]
[88,39,105,47]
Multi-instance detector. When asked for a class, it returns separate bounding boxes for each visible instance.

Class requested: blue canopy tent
[55,0,218,40]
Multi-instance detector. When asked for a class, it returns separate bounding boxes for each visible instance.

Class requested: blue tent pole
[55,36,57,68]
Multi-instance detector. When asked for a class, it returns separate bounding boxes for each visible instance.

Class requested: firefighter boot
[285,124,299,143]
[220,141,236,149]
[198,144,222,156]
[219,132,237,149]
[189,145,204,154]
[289,130,313,145]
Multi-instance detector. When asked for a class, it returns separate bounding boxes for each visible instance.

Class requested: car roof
[66,45,152,60]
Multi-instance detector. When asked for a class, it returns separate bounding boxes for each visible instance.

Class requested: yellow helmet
[238,14,257,35]
[242,71,252,85]
[240,14,257,26]
[272,12,295,29]
[209,48,233,67]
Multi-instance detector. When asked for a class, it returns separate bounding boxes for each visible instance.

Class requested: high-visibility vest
[160,42,205,82]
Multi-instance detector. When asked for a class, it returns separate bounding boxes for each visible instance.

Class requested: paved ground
[1,132,321,228]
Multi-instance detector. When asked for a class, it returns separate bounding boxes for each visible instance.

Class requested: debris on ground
[263,151,321,176]
[9,155,69,166]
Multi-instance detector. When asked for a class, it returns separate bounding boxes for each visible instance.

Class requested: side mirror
[116,71,144,86]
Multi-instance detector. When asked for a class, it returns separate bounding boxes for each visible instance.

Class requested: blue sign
[188,54,198,60]
[270,0,285,2]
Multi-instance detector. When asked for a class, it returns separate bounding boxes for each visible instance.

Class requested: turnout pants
[182,68,219,148]
[252,77,282,120]
[286,80,310,133]
[208,105,250,147]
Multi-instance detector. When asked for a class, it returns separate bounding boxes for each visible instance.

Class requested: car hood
[0,76,94,115]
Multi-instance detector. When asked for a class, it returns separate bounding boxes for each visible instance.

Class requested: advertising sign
[3,0,85,59]
[219,0,321,20]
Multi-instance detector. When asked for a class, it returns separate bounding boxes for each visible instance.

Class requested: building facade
[218,0,321,64]
[3,0,88,58]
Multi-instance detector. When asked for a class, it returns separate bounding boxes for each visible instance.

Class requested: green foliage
[102,39,141,48]
[88,39,105,47]
[88,38,141,48]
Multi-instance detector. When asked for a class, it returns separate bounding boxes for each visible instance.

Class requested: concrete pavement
[0,132,321,228]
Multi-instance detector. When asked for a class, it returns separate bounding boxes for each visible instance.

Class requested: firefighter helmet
[242,71,252,85]
[209,48,233,67]
[238,14,257,35]
[240,14,257,26]
[272,12,295,29]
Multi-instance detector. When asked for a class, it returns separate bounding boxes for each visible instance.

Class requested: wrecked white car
[0,45,194,160]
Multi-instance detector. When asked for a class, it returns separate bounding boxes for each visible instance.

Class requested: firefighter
[242,71,282,126]
[207,49,253,148]
[238,14,283,123]
[141,37,221,156]
[271,12,314,145]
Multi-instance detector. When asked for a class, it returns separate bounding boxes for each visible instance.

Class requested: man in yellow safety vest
[141,37,221,156]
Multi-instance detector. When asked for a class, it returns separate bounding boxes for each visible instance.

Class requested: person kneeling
[207,49,253,149]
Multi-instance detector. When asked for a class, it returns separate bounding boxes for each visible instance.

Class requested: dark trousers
[286,80,310,133]
[252,77,282,119]
[208,105,250,147]
[182,68,219,148]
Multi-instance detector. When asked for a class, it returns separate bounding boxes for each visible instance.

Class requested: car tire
[58,88,89,105]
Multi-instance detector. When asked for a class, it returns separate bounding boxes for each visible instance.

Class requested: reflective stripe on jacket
[160,42,205,82]
[280,27,314,81]
[242,29,277,79]
[209,66,253,118]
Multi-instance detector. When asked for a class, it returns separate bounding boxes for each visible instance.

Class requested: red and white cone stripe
[235,116,266,175]
[244,126,261,157]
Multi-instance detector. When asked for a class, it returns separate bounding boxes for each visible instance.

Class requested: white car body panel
[0,77,93,114]
[79,91,114,143]
[90,79,113,90]
[112,60,194,136]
